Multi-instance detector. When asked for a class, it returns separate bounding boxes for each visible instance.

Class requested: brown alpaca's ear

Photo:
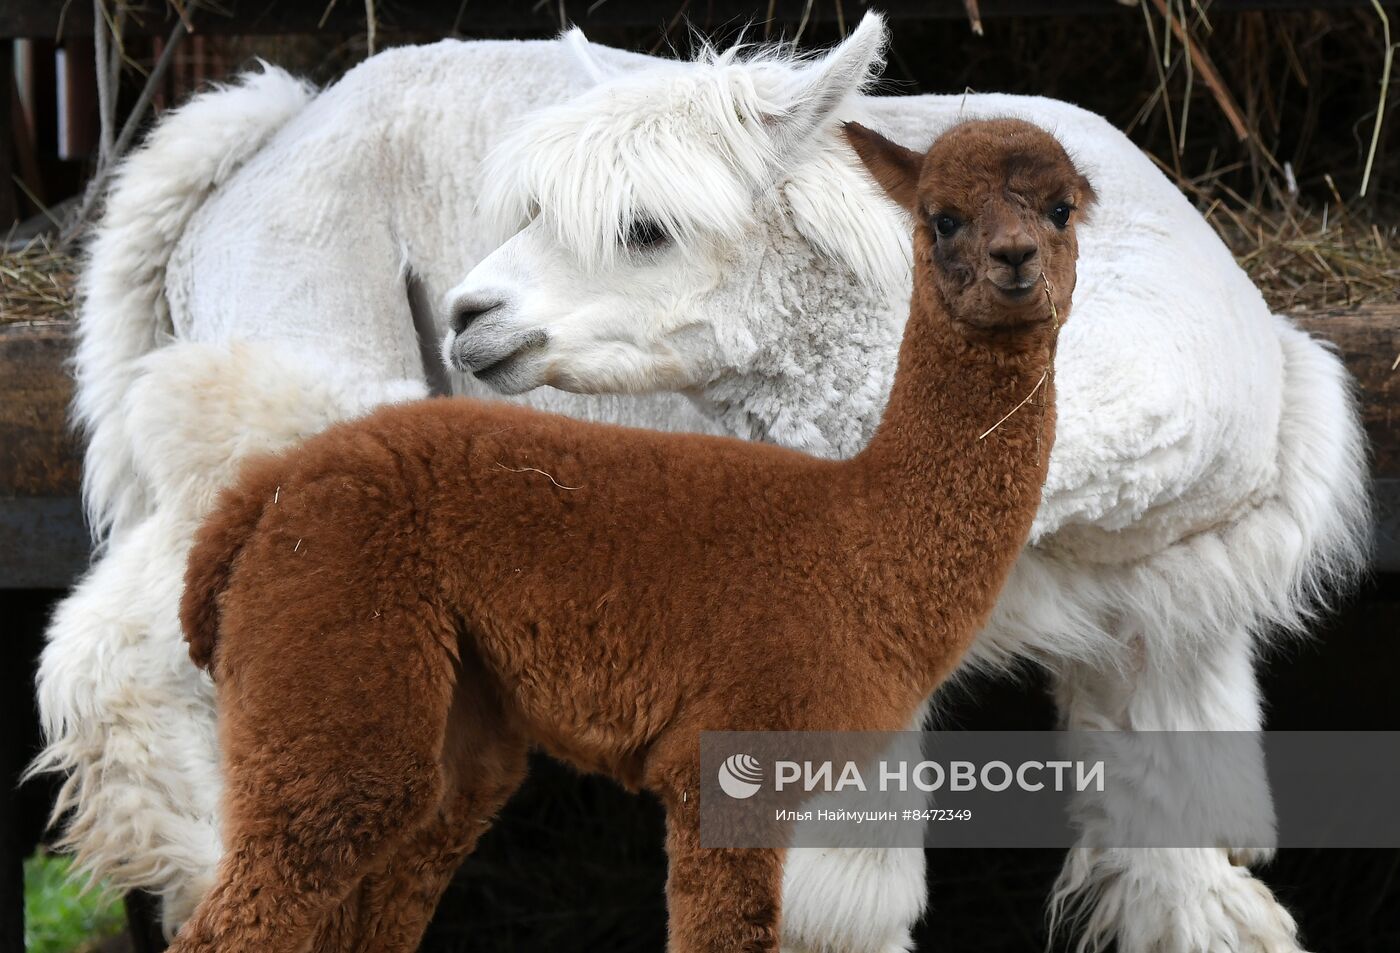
[1076,173,1098,217]
[843,122,922,214]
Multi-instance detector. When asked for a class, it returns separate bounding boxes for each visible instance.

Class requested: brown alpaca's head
[844,118,1095,331]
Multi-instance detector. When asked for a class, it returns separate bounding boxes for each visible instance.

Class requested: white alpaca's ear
[766,11,888,159]
[563,28,609,85]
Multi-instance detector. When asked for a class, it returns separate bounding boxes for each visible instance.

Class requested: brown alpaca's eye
[625,218,670,253]
[1049,204,1073,229]
[933,214,960,238]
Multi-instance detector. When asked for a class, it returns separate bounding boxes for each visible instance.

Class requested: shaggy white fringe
[480,13,892,284]
[1050,848,1307,953]
[74,64,313,545]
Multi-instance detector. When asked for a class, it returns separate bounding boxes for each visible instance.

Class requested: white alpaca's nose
[449,293,506,334]
[440,288,550,394]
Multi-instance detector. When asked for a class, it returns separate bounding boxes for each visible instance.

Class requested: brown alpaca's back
[187,397,927,758]
[173,118,1092,953]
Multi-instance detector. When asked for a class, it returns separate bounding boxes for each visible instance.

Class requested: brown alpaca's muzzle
[986,224,1043,298]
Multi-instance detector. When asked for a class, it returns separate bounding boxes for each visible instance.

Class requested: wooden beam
[1293,308,1400,481]
[1376,477,1400,575]
[3,0,1398,41]
[0,309,1396,586]
[0,497,88,589]
[0,321,85,588]
[5,310,1391,495]
[0,323,79,498]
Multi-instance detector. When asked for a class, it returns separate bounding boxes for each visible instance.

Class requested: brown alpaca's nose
[989,241,1037,270]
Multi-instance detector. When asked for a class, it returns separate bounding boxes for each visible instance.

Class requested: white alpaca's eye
[625,218,670,253]
[1049,203,1073,229]
[933,214,960,238]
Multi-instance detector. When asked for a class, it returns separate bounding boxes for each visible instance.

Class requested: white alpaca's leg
[1050,622,1306,953]
[780,717,930,953]
[781,847,926,953]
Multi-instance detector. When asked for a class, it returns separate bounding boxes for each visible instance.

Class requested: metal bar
[0,497,90,588]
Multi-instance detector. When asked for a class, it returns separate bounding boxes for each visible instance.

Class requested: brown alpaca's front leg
[313,764,528,953]
[315,676,531,953]
[661,781,785,953]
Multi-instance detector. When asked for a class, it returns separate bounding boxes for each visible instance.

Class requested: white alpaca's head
[443,12,908,396]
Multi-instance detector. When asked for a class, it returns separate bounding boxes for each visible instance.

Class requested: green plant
[23,852,125,953]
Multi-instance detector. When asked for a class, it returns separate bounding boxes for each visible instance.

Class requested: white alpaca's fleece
[37,25,1367,953]
[73,66,315,544]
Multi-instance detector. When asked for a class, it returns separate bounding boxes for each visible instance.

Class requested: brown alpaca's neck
[850,284,1058,692]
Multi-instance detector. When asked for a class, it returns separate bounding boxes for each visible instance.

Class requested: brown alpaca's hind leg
[315,669,530,953]
[168,607,464,953]
[659,777,786,953]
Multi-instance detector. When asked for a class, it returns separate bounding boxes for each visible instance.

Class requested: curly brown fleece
[173,118,1093,953]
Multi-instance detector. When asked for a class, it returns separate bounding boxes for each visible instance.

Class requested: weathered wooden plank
[0,311,1395,587]
[3,310,1393,493]
[1375,477,1400,574]
[3,0,1397,40]
[0,497,88,588]
[0,323,79,498]
[0,321,86,588]
[1293,308,1400,481]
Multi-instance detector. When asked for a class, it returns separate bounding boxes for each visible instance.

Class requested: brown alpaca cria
[173,118,1094,953]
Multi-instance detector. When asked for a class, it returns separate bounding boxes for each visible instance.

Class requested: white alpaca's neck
[688,228,908,460]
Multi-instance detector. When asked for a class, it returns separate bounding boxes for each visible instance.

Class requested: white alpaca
[442,17,1366,952]
[35,15,1366,953]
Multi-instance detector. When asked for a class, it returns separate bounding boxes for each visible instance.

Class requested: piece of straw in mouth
[976,275,1058,442]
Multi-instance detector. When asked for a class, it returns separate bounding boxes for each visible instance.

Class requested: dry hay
[0,237,76,326]
[1213,203,1399,312]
